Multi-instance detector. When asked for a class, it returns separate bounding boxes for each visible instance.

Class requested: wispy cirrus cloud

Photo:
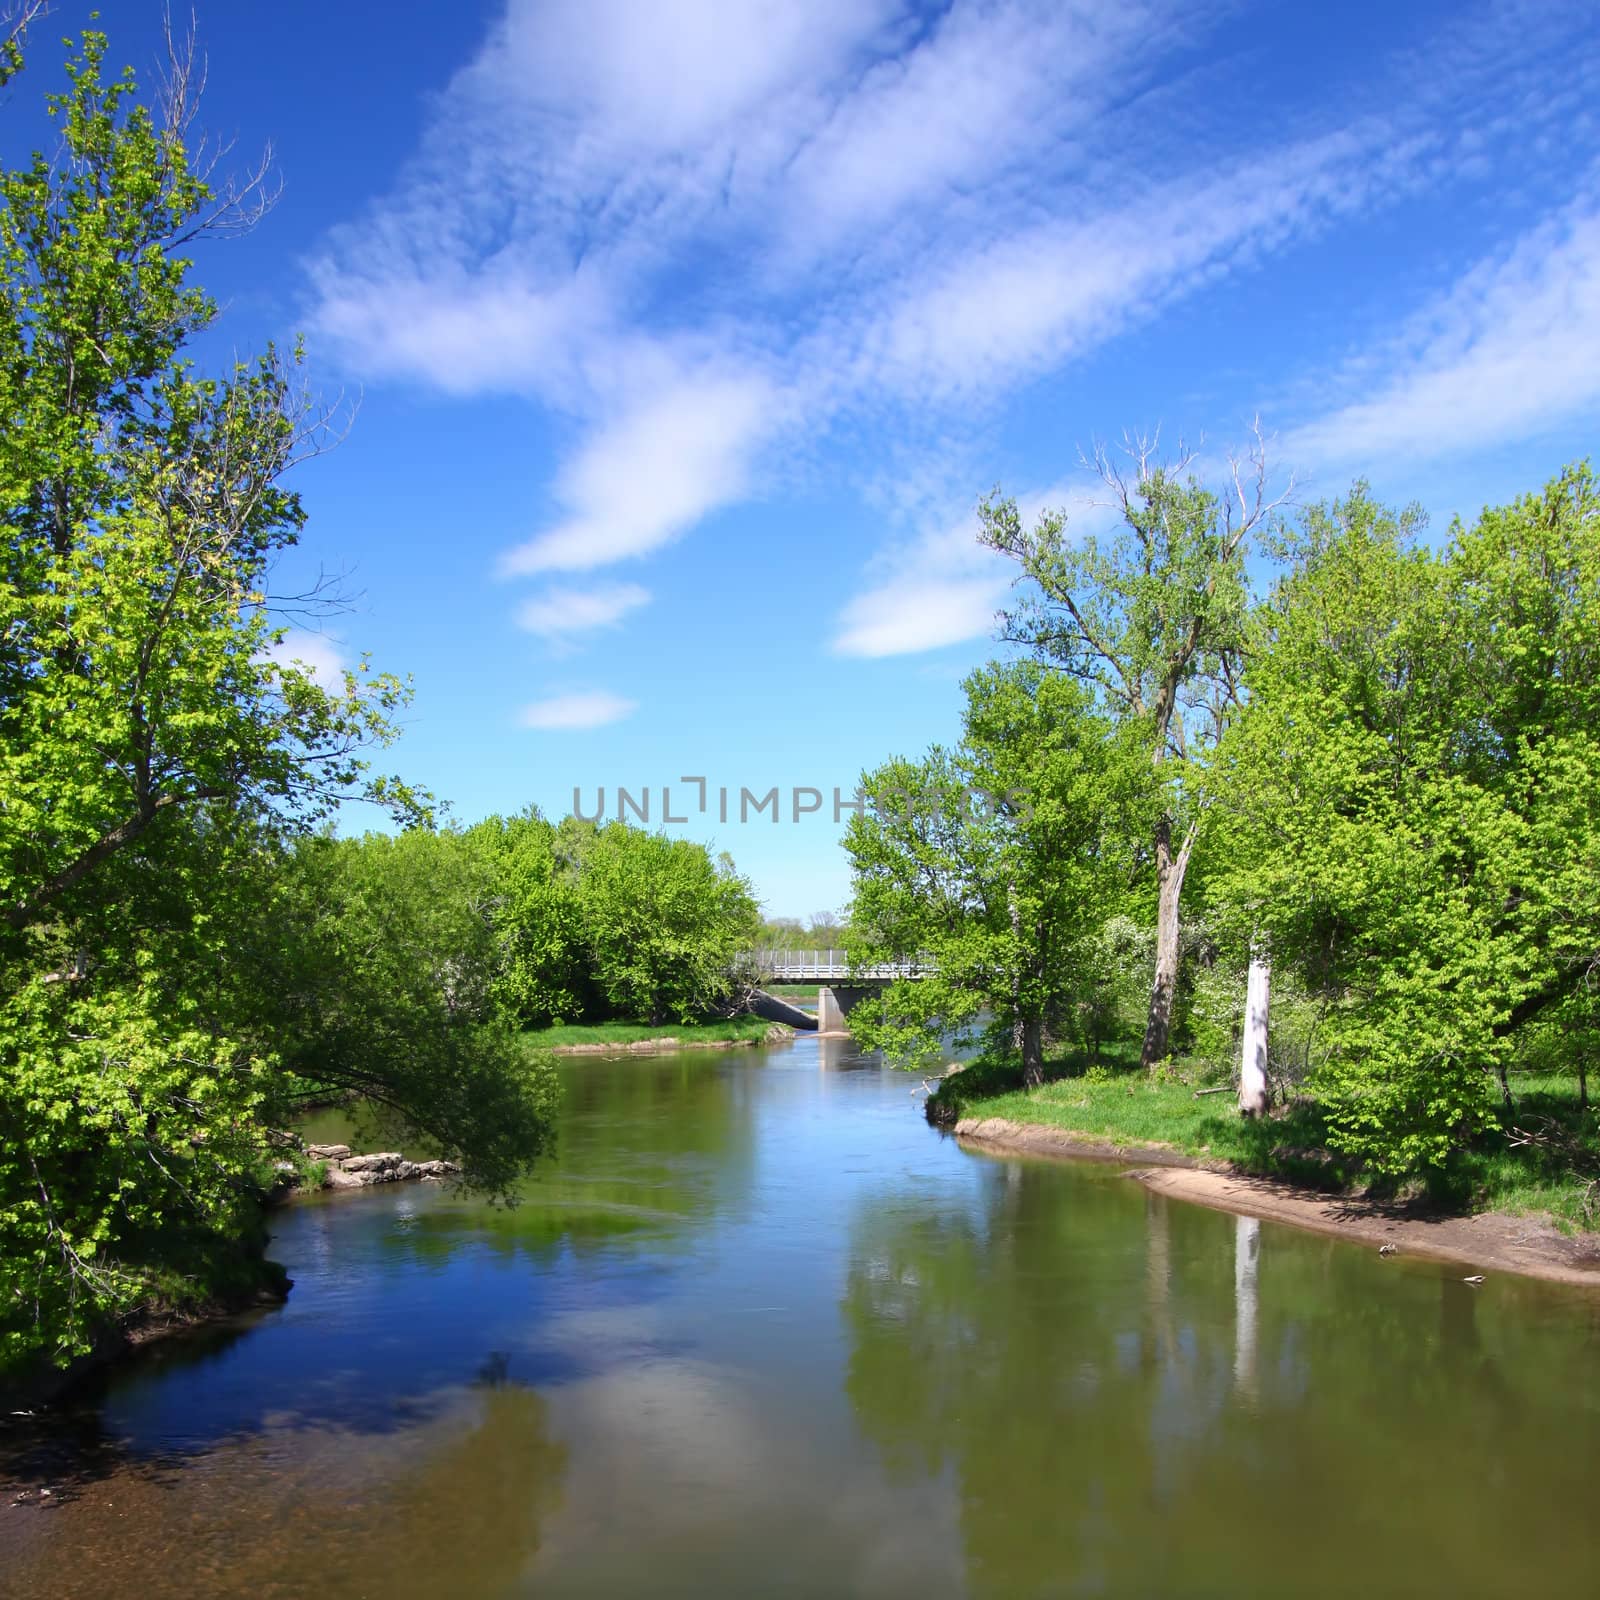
[518,690,638,730]
[499,372,777,575]
[1287,182,1600,467]
[833,483,1118,658]
[309,0,1600,666]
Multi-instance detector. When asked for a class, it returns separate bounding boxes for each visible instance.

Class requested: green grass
[521,1016,785,1049]
[930,1050,1600,1226]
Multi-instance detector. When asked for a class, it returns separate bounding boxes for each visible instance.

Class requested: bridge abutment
[818,985,881,1036]
[818,985,847,1034]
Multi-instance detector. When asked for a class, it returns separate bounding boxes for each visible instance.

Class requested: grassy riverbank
[523,1017,787,1052]
[928,1052,1600,1229]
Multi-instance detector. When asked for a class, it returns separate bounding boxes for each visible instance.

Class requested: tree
[574,825,759,1026]
[0,31,552,1370]
[470,811,595,1027]
[245,830,559,1192]
[845,663,1145,1083]
[981,429,1289,1069]
[1208,469,1600,1173]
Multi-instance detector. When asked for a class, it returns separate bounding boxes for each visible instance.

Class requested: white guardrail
[757,950,931,980]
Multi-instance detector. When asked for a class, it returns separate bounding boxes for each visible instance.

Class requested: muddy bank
[548,1026,791,1056]
[952,1116,1600,1288]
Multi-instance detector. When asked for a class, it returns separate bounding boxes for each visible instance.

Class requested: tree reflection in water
[842,1155,1600,1598]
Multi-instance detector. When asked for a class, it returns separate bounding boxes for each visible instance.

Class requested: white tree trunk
[1233,1214,1261,1399]
[1238,944,1271,1117]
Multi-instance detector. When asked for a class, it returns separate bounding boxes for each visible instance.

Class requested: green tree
[470,811,595,1027]
[575,824,760,1025]
[845,662,1146,1083]
[1208,469,1600,1174]
[981,432,1287,1069]
[244,830,559,1193]
[0,32,553,1370]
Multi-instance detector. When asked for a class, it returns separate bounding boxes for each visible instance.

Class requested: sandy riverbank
[548,1027,792,1056]
[952,1115,1600,1288]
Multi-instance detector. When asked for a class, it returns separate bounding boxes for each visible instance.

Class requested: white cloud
[308,267,609,397]
[832,483,1118,657]
[1287,185,1600,466]
[499,372,776,574]
[518,690,637,730]
[515,581,651,638]
[479,0,907,151]
[305,0,1600,649]
[774,1,1180,265]
[260,628,349,691]
[860,127,1423,403]
[834,573,1010,658]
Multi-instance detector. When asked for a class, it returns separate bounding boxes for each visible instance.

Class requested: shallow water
[4,1036,1599,1598]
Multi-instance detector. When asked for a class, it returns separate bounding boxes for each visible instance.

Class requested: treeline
[847,441,1600,1188]
[467,812,759,1027]
[0,32,755,1377]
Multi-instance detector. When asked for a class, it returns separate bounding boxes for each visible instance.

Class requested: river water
[4,1036,1599,1598]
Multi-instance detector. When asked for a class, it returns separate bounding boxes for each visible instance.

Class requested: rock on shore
[284,1144,460,1192]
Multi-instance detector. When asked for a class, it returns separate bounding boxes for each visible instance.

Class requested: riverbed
[4,1035,1599,1597]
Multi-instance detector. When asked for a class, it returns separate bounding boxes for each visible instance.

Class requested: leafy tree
[0,32,552,1370]
[575,825,760,1025]
[470,811,595,1027]
[1208,470,1600,1173]
[981,431,1287,1069]
[244,830,559,1193]
[845,663,1146,1083]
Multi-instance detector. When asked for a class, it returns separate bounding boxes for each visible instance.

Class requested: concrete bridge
[744,949,932,1035]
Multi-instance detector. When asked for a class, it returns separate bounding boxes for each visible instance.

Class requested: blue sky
[20,1,1600,914]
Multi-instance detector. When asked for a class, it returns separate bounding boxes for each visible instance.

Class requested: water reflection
[307,1048,762,1264]
[5,1045,1599,1599]
[5,1379,565,1600]
[843,1156,1600,1597]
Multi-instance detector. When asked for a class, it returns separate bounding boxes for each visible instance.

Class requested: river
[3,1035,1599,1597]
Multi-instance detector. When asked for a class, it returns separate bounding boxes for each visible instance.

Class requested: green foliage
[1209,469,1600,1175]
[845,662,1149,1079]
[470,812,595,1026]
[471,813,761,1029]
[0,34,549,1372]
[575,825,760,1024]
[981,446,1276,1065]
[981,461,1253,740]
[245,830,561,1195]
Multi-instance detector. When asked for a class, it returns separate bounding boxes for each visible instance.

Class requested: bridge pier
[817,985,881,1037]
[818,985,847,1034]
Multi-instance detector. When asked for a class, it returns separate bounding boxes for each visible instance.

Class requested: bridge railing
[753,949,934,981]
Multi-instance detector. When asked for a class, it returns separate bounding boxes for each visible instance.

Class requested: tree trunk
[1495,1062,1515,1116]
[1139,816,1196,1070]
[1233,1214,1261,1399]
[1019,1017,1044,1087]
[1238,943,1271,1118]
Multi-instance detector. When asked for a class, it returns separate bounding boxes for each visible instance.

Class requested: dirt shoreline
[546,1025,794,1055]
[952,1115,1600,1288]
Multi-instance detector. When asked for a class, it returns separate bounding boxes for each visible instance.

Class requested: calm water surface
[4,1036,1599,1598]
